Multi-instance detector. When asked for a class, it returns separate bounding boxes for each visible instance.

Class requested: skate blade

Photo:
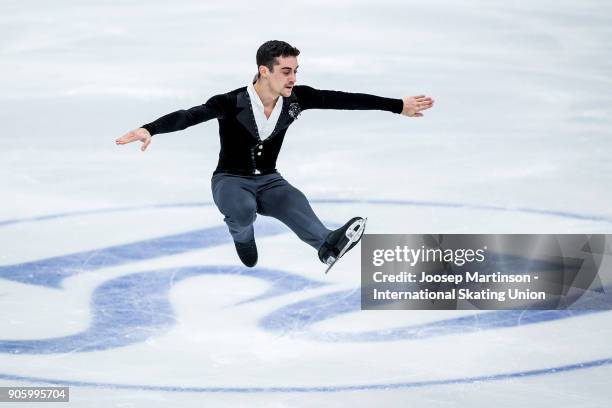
[324,218,367,274]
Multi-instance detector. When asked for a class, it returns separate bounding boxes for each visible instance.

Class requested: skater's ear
[258,65,271,79]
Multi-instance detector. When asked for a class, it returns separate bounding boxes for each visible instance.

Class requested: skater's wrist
[392,98,404,114]
[140,125,155,136]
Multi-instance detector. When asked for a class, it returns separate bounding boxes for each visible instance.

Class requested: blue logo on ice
[0,200,611,392]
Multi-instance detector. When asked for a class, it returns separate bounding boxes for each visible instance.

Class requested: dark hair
[256,40,300,73]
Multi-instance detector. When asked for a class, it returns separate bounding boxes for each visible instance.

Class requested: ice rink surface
[1,0,611,406]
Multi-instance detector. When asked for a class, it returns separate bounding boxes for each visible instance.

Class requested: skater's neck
[253,80,280,109]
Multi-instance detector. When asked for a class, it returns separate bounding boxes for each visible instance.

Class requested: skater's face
[260,56,298,97]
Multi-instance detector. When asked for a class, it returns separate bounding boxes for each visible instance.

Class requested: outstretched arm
[115,94,225,151]
[294,85,434,117]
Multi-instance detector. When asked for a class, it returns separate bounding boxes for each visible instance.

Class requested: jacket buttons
[258,145,263,150]
[257,152,262,156]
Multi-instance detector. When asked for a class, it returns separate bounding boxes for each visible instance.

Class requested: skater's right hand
[115,128,152,152]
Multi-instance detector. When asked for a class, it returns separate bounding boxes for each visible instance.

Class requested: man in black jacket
[116,40,434,269]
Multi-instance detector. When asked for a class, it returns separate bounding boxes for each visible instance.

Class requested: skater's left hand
[401,95,434,117]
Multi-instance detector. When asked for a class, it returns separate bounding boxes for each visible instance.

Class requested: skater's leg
[211,174,257,243]
[257,174,331,250]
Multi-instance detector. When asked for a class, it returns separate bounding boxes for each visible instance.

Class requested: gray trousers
[211,172,332,250]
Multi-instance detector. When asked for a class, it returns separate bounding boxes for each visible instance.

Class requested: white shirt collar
[246,81,284,140]
[247,81,282,111]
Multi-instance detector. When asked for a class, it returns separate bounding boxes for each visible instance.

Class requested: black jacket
[141,85,403,175]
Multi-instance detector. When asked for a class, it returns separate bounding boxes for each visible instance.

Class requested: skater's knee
[234,211,256,227]
[224,202,257,227]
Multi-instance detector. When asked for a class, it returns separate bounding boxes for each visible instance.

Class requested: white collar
[247,81,282,112]
[246,80,284,140]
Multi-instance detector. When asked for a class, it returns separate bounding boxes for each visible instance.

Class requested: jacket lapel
[268,92,298,138]
[236,90,261,141]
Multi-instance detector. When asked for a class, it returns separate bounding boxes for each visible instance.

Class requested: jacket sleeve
[294,85,403,114]
[141,94,226,136]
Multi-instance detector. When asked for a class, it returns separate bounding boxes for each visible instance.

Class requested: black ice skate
[234,239,258,267]
[318,217,367,274]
